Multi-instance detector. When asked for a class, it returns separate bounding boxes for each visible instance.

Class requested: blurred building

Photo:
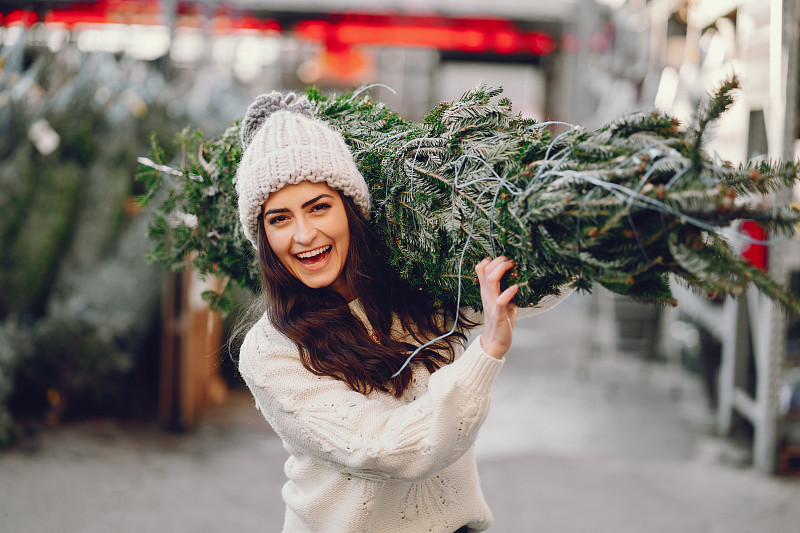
[639,0,800,475]
[4,0,800,473]
[1,0,638,434]
[2,0,641,123]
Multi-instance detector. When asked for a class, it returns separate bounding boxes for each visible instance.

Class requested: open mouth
[295,245,332,265]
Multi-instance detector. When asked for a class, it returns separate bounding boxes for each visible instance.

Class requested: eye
[267,214,289,225]
[311,202,331,213]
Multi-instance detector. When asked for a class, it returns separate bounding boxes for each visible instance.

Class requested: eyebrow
[263,194,333,217]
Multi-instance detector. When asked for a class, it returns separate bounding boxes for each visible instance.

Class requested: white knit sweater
[238,301,504,533]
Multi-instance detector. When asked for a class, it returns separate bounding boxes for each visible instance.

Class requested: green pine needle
[137,78,800,317]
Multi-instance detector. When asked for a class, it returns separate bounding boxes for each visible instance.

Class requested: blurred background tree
[1,0,799,475]
[0,28,248,444]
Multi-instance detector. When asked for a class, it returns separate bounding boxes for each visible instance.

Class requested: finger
[484,256,513,272]
[485,259,515,285]
[484,256,508,275]
[486,255,510,269]
[475,259,491,296]
[496,284,519,307]
[475,257,491,279]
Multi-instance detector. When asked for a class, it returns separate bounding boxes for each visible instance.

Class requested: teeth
[297,246,331,259]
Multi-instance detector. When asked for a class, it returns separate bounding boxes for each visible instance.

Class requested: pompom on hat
[236,91,371,247]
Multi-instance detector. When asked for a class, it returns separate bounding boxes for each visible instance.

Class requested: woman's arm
[239,324,502,482]
[239,255,521,482]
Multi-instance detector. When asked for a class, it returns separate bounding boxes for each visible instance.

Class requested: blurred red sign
[740,220,768,272]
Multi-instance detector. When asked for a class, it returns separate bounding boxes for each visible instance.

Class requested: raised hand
[475,256,519,359]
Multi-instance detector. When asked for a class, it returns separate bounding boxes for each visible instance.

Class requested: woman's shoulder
[239,313,299,373]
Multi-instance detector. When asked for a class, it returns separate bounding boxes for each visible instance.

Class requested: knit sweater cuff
[454,335,504,391]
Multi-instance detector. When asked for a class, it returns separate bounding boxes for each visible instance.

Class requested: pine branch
[137,78,800,317]
[136,125,258,316]
[312,78,800,314]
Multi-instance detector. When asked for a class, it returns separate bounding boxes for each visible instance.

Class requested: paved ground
[2,292,799,532]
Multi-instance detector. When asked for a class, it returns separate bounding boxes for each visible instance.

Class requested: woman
[236,91,520,533]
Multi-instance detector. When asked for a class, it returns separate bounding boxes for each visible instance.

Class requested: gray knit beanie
[235,91,371,247]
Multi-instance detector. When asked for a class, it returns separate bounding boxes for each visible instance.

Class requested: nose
[293,217,318,246]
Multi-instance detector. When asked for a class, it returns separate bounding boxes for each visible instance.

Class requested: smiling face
[261,181,352,299]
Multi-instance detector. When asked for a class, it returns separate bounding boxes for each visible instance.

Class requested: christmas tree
[137,77,800,316]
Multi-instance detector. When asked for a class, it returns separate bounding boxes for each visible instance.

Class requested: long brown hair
[256,193,475,397]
